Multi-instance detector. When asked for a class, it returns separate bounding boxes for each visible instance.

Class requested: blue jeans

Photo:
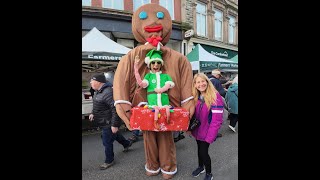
[101,127,130,163]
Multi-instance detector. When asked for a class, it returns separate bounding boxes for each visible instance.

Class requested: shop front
[194,43,238,60]
[191,43,238,79]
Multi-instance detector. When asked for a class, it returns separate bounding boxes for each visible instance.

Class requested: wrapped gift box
[130,107,190,131]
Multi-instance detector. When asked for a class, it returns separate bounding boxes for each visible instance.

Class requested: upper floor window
[102,0,124,10]
[196,2,207,37]
[228,15,236,44]
[82,0,91,6]
[134,0,151,11]
[214,8,223,41]
[159,0,174,20]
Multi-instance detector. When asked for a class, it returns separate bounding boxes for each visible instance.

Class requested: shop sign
[194,43,237,59]
[82,52,124,61]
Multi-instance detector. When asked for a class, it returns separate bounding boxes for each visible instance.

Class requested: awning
[82,27,131,61]
[187,44,238,72]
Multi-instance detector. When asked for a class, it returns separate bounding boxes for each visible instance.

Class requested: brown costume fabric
[113,3,195,177]
[132,4,172,45]
[143,131,176,172]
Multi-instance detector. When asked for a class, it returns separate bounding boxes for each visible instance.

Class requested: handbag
[188,114,201,131]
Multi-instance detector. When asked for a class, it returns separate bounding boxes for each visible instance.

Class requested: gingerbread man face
[132,4,172,46]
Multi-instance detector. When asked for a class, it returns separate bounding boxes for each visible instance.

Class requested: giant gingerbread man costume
[113,3,195,179]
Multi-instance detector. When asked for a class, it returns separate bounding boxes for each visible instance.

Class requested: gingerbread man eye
[139,11,148,19]
[156,12,164,19]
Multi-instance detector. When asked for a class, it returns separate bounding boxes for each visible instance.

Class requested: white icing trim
[137,102,148,107]
[114,100,132,106]
[181,96,194,105]
[145,164,160,174]
[160,167,177,175]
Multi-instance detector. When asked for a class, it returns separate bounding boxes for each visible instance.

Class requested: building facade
[82,0,184,52]
[82,0,238,73]
[182,0,238,73]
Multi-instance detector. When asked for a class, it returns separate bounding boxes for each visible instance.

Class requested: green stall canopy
[230,55,238,63]
[187,44,238,72]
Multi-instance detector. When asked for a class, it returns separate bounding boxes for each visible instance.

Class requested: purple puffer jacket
[191,93,224,144]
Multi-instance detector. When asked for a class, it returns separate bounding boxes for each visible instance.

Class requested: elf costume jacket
[143,71,174,107]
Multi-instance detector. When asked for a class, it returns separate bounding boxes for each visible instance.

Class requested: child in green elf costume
[134,49,174,129]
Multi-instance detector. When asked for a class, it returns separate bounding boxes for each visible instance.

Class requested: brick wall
[174,0,181,21]
[151,0,159,4]
[124,0,133,11]
[91,0,101,7]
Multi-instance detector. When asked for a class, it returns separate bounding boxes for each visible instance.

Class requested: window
[82,0,91,6]
[133,0,151,11]
[214,8,223,41]
[196,2,207,37]
[159,0,174,20]
[102,0,124,10]
[228,15,236,44]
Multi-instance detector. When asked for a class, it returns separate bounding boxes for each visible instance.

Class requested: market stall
[82,27,131,115]
[187,44,238,73]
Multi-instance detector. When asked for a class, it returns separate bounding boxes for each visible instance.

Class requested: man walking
[89,73,132,170]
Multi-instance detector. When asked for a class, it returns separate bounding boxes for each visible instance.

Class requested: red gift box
[130,107,190,131]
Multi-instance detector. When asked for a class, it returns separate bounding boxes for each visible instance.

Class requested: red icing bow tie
[146,37,163,47]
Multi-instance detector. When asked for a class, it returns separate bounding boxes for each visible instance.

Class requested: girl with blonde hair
[190,73,224,180]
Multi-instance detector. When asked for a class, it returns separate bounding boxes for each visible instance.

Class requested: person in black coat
[89,87,95,98]
[89,73,133,170]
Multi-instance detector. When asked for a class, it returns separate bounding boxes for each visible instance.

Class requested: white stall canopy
[82,27,131,61]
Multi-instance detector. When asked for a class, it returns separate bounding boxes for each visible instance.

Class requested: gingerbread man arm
[179,56,195,119]
[134,55,148,88]
[113,53,133,130]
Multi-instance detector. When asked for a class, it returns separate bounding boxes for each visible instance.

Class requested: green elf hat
[145,49,163,68]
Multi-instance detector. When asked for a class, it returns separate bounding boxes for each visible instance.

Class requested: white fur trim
[161,167,177,175]
[145,164,160,174]
[137,102,148,107]
[114,100,132,106]
[181,96,194,105]
[165,81,175,88]
[145,57,150,67]
[156,72,161,89]
[150,71,162,74]
[157,93,162,107]
[142,79,149,87]
[156,72,162,107]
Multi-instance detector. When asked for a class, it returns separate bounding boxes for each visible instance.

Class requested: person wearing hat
[208,69,226,98]
[89,73,133,170]
[134,49,174,129]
